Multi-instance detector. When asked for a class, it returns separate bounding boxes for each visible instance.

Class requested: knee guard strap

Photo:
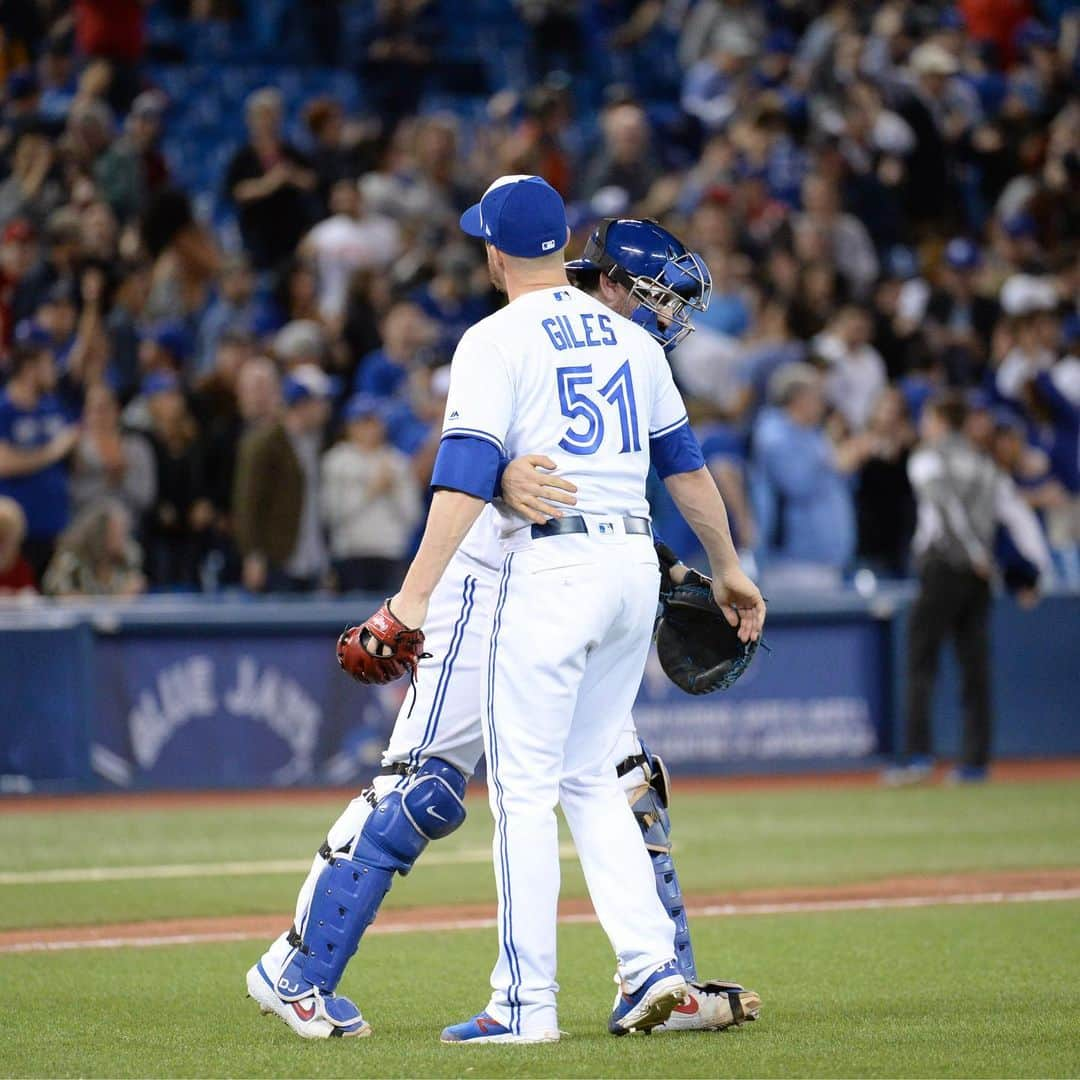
[283,758,467,996]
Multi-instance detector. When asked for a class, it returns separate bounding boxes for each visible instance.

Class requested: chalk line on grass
[0,844,579,886]
[4,886,1079,954]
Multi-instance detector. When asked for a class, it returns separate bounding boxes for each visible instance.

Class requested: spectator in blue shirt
[411,244,493,354]
[29,280,78,371]
[353,300,439,401]
[195,254,259,376]
[739,296,806,404]
[37,41,78,123]
[750,361,865,589]
[0,342,78,577]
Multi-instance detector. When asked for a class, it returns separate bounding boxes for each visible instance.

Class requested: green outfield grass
[2,901,1078,1078]
[2,779,1078,1078]
[2,779,1080,930]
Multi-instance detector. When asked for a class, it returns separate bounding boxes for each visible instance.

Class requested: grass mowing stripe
[7,885,1079,954]
[0,843,580,885]
[6,782,1078,931]
[5,900,1077,1078]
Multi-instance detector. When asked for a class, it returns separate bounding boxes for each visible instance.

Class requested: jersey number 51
[556,362,641,456]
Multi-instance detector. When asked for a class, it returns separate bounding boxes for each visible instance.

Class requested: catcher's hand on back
[337,602,430,685]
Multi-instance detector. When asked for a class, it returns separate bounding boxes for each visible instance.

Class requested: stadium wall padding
[1,591,1077,792]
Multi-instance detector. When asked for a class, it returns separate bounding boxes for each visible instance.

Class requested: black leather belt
[530,515,652,540]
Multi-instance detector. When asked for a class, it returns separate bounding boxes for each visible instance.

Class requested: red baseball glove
[336,602,429,685]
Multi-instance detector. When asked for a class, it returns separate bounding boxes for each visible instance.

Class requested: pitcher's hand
[712,564,766,643]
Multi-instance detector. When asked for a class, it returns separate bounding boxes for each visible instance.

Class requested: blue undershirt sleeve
[650,423,706,479]
[431,435,502,501]
[495,454,510,498]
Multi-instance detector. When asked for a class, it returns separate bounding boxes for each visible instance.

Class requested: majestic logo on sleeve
[448,409,460,421]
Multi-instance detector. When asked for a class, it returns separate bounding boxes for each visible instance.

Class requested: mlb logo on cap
[460,175,568,259]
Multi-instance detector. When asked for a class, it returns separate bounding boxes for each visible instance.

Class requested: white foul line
[4,887,1079,955]
[0,845,579,886]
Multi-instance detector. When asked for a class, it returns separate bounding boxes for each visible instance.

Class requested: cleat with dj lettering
[654,980,762,1032]
[608,959,689,1035]
[245,962,371,1039]
[440,1012,560,1044]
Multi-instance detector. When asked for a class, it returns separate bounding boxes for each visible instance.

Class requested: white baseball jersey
[431,284,693,1036]
[443,285,690,534]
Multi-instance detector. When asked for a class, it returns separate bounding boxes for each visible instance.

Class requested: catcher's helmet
[566,218,712,349]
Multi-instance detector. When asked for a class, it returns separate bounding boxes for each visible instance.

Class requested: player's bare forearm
[663,467,739,574]
[664,467,765,642]
[390,489,486,628]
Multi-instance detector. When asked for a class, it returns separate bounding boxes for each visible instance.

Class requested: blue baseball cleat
[609,959,689,1035]
[440,1012,559,1044]
[947,764,989,784]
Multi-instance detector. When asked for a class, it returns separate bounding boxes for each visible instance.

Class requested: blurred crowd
[0,0,1077,599]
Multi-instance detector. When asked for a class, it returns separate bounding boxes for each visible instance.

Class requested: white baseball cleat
[654,980,762,1033]
[245,962,372,1039]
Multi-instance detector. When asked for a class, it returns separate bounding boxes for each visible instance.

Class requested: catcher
[245,219,763,1039]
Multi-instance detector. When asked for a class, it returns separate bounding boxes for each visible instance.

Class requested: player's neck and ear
[596,272,633,318]
[487,227,571,302]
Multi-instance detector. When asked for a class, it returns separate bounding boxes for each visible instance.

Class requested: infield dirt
[5,866,1078,953]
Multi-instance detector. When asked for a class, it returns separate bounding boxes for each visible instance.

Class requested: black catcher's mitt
[655,581,759,695]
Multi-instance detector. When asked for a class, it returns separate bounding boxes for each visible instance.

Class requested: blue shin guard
[622,747,697,982]
[277,758,466,1000]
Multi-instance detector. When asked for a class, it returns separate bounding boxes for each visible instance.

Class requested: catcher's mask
[566,218,712,349]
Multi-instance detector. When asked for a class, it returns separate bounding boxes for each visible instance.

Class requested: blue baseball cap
[886,245,919,280]
[343,392,386,423]
[141,320,192,362]
[7,70,38,101]
[282,364,338,406]
[141,371,180,398]
[992,405,1027,432]
[938,6,965,30]
[1015,19,1055,51]
[1002,211,1037,239]
[14,320,52,348]
[460,175,568,258]
[945,237,981,270]
[763,29,797,55]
